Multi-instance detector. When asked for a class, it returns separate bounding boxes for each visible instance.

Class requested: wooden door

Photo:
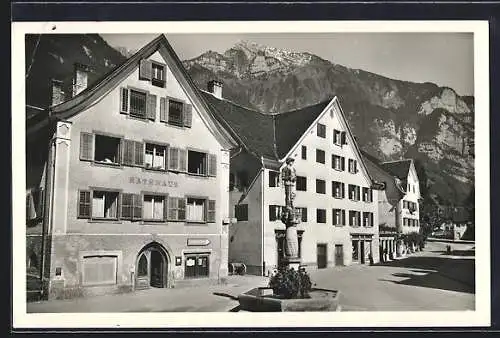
[334,244,344,266]
[317,244,327,269]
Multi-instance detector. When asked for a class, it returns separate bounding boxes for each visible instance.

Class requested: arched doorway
[135,243,169,289]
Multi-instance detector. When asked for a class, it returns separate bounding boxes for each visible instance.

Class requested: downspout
[260,155,265,276]
[41,130,56,297]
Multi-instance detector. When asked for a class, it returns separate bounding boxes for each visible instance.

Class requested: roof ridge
[381,159,412,164]
[199,89,268,115]
[277,97,333,116]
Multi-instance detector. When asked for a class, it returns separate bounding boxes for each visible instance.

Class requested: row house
[25,35,237,300]
[201,87,380,276]
[362,151,422,257]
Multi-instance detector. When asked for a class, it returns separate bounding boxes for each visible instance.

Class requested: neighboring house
[201,86,380,275]
[361,151,405,259]
[379,159,421,235]
[25,35,237,300]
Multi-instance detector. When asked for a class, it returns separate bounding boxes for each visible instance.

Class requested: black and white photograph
[12,21,490,328]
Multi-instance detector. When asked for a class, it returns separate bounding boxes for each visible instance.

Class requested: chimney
[72,63,89,97]
[207,80,223,99]
[50,79,65,106]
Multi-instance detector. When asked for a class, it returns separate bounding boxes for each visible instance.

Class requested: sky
[102,33,474,96]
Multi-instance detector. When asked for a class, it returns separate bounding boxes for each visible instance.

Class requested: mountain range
[24,35,475,211]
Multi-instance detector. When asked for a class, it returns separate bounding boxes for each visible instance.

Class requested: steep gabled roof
[200,91,276,159]
[27,34,237,149]
[380,159,413,180]
[274,100,331,159]
[361,150,406,196]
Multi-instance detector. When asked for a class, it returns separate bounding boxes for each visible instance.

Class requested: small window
[269,205,281,221]
[348,184,360,201]
[186,198,206,222]
[94,134,121,164]
[332,181,344,198]
[188,150,207,175]
[316,149,325,164]
[168,99,184,126]
[143,195,165,221]
[296,176,307,191]
[349,211,361,227]
[269,171,280,187]
[333,209,345,226]
[301,145,307,160]
[297,207,307,222]
[332,155,344,171]
[363,212,373,227]
[184,254,209,279]
[362,187,372,202]
[145,143,167,170]
[129,90,147,118]
[316,179,326,194]
[348,159,358,174]
[333,129,342,145]
[317,123,326,138]
[137,254,148,277]
[316,209,327,223]
[152,63,166,88]
[92,191,119,219]
[235,204,248,221]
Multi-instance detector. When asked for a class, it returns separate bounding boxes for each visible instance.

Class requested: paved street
[27,241,474,312]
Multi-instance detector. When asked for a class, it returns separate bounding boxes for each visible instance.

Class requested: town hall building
[26,35,237,300]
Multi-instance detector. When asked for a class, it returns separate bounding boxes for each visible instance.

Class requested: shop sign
[187,238,211,246]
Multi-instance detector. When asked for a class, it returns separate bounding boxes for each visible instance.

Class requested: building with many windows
[362,151,421,258]
[201,88,380,275]
[25,35,237,299]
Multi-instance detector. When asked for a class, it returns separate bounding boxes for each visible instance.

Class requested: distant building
[25,35,237,300]
[201,88,380,275]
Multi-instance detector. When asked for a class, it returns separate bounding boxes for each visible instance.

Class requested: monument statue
[281,157,301,270]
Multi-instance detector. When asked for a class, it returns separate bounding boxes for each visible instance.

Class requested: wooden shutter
[168,197,178,220]
[342,210,346,225]
[178,198,186,220]
[183,104,193,128]
[370,213,374,227]
[134,141,144,166]
[160,97,168,122]
[121,193,133,220]
[207,200,216,222]
[132,194,142,220]
[341,183,345,198]
[139,59,152,80]
[78,190,91,218]
[146,94,157,121]
[120,87,129,114]
[341,157,345,171]
[122,140,135,165]
[34,188,44,218]
[169,147,179,170]
[163,195,169,221]
[332,209,337,226]
[208,154,217,177]
[79,132,94,161]
[354,160,358,173]
[302,208,307,222]
[269,205,275,221]
[178,149,187,172]
[341,131,347,145]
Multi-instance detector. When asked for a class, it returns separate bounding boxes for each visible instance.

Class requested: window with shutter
[120,87,129,114]
[341,132,347,145]
[146,94,157,121]
[207,200,216,222]
[139,59,153,81]
[78,190,91,218]
[208,154,217,177]
[168,99,184,126]
[183,104,193,128]
[160,97,168,122]
[80,132,94,161]
[129,90,147,118]
[134,141,144,166]
[151,62,166,88]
